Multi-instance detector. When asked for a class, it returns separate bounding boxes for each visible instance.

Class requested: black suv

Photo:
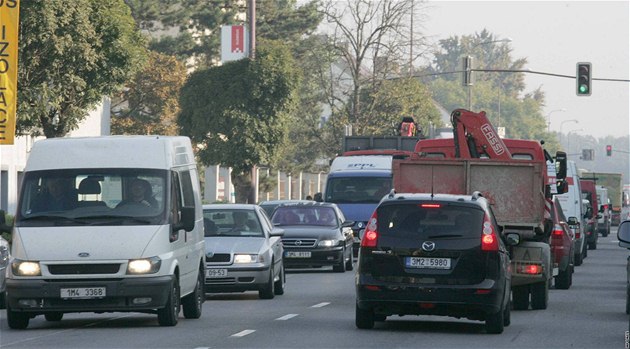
[355,192,511,334]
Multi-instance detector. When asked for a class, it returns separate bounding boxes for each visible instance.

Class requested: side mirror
[0,210,11,234]
[269,227,284,237]
[174,206,195,232]
[342,220,355,228]
[556,180,568,195]
[555,151,567,180]
[618,221,630,249]
[567,216,579,226]
[596,214,602,219]
[506,233,520,246]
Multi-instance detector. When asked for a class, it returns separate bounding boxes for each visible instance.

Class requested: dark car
[271,202,354,272]
[355,192,511,334]
[550,197,574,290]
[617,220,630,315]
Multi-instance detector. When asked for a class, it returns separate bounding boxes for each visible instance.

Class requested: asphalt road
[1,230,628,349]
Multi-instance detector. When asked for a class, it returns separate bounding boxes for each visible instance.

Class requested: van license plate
[285,251,311,258]
[60,287,106,299]
[405,257,451,269]
[206,269,228,278]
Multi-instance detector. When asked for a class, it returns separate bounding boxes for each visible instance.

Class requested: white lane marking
[194,347,211,349]
[311,302,330,308]
[276,313,299,320]
[231,330,256,337]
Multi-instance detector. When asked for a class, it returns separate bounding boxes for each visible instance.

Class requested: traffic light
[576,62,592,96]
[606,145,612,156]
[582,149,594,161]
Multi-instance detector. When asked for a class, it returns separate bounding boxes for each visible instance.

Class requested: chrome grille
[282,239,317,248]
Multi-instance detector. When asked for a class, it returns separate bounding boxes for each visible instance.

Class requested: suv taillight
[551,224,564,241]
[481,214,499,251]
[361,211,378,248]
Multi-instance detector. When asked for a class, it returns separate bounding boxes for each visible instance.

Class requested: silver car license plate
[405,257,451,269]
[206,268,228,278]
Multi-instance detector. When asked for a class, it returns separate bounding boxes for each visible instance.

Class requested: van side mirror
[555,151,567,179]
[174,206,195,232]
[567,216,579,226]
[556,180,568,195]
[618,221,630,249]
[584,207,593,219]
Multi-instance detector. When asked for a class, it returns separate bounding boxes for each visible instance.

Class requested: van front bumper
[6,275,174,314]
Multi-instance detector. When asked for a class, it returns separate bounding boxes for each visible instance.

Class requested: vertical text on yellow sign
[0,0,20,145]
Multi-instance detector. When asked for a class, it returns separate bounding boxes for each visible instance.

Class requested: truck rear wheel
[530,280,548,310]
[512,285,529,310]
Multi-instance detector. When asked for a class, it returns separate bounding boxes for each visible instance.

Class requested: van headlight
[12,259,41,276]
[318,239,340,247]
[234,254,260,264]
[127,257,161,274]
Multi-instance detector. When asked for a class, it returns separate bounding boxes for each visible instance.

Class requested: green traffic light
[579,84,589,93]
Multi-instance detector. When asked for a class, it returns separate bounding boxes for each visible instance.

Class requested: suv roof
[380,191,490,208]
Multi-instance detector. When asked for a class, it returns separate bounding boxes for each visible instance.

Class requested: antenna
[431,165,435,199]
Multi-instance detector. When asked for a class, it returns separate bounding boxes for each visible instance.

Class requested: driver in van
[32,178,77,212]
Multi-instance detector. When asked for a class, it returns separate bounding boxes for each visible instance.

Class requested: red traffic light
[606,145,612,156]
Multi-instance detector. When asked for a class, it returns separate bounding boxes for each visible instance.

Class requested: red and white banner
[221,25,248,63]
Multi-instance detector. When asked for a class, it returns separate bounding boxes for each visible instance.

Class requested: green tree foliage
[178,41,300,202]
[17,0,147,138]
[111,51,187,136]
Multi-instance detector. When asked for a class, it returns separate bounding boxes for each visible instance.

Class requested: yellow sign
[0,0,19,145]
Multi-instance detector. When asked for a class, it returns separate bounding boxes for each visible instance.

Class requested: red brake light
[481,214,499,251]
[420,203,441,208]
[361,211,378,247]
[552,224,564,236]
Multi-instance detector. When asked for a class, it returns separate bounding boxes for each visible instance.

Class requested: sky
[418,0,629,139]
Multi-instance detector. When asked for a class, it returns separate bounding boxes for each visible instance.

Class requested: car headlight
[12,259,41,276]
[318,239,339,247]
[127,257,161,274]
[234,254,260,264]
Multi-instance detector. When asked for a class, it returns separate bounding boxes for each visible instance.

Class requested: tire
[0,291,5,310]
[530,280,548,310]
[333,248,346,273]
[555,267,571,290]
[7,302,30,330]
[503,301,511,327]
[157,277,180,326]
[374,314,387,322]
[574,250,583,266]
[355,303,375,329]
[182,269,204,319]
[512,285,529,310]
[45,312,64,322]
[274,264,285,295]
[626,286,630,315]
[345,250,354,271]
[259,267,275,299]
[589,240,597,250]
[583,244,588,258]
[486,308,505,334]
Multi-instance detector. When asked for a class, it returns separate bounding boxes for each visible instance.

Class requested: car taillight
[420,203,441,208]
[361,211,378,248]
[481,214,499,251]
[552,224,564,237]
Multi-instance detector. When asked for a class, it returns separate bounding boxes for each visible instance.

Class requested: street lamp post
[466,38,512,110]
[546,108,567,132]
[560,119,578,150]
[567,128,584,154]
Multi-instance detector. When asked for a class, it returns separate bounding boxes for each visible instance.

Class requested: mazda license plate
[405,257,451,269]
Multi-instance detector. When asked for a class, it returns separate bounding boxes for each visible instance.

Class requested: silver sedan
[202,204,285,299]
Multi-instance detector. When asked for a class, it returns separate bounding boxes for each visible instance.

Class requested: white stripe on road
[311,302,330,308]
[231,330,256,337]
[276,314,299,320]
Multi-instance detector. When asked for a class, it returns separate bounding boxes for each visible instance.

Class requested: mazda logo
[422,241,436,252]
[295,240,302,246]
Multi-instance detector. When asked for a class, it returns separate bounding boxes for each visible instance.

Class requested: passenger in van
[117,179,158,208]
[32,178,77,212]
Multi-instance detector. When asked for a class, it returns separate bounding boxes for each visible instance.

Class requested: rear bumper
[356,276,506,320]
[6,275,173,314]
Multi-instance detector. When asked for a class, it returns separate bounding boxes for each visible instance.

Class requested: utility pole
[248,0,257,203]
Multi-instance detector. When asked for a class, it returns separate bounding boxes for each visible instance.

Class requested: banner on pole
[221,25,248,63]
[0,0,20,145]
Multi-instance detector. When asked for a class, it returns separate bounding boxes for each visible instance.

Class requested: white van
[6,136,205,329]
[556,160,587,265]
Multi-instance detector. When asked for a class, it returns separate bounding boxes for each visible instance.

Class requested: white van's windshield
[16,169,169,226]
[325,177,391,203]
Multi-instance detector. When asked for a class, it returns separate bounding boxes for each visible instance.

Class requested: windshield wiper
[20,215,89,225]
[77,215,153,224]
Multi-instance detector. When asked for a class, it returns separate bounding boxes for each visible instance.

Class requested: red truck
[392,109,567,310]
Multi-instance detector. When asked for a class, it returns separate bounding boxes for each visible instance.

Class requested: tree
[17,0,147,138]
[110,51,187,136]
[178,41,300,203]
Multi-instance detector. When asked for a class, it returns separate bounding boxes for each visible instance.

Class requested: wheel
[530,280,548,310]
[574,250,583,266]
[7,302,30,329]
[485,308,505,334]
[512,285,529,310]
[503,301,511,326]
[259,266,275,299]
[554,267,571,290]
[333,248,346,273]
[374,314,387,322]
[355,303,375,329]
[0,291,5,310]
[45,312,64,321]
[157,277,180,326]
[345,249,354,271]
[626,286,630,315]
[274,264,285,295]
[583,244,588,258]
[182,268,204,319]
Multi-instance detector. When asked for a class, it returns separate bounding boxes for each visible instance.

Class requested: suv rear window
[377,203,484,239]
